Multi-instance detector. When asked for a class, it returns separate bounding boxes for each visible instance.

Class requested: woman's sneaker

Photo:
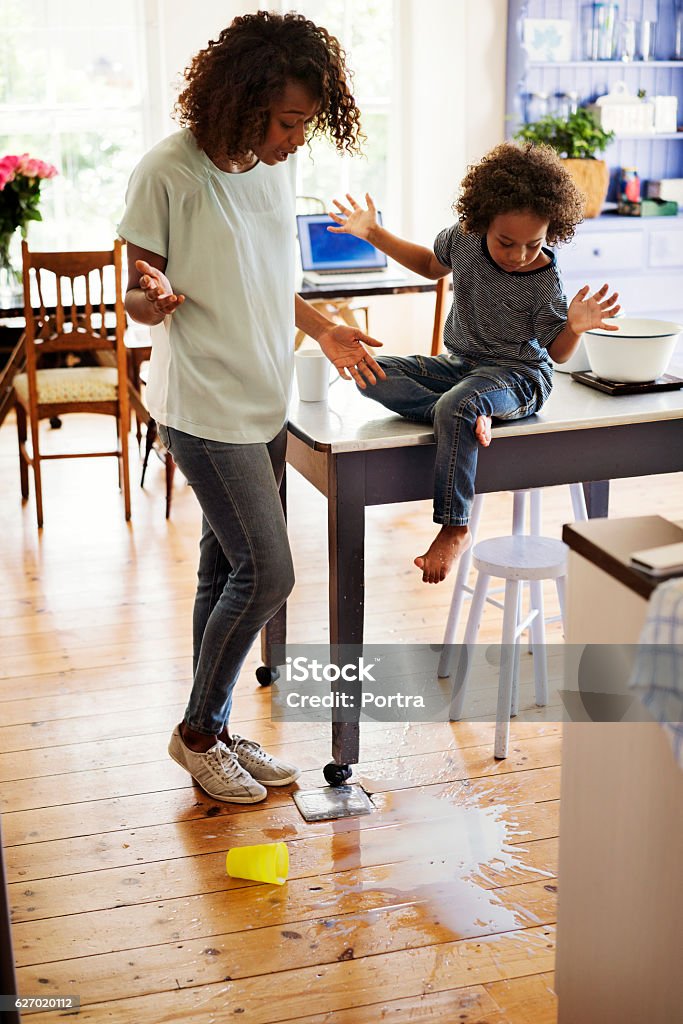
[228,734,300,786]
[168,726,267,803]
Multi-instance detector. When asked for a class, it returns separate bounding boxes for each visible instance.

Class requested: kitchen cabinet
[557,515,683,1024]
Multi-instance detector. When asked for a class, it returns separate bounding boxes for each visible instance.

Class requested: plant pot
[561,158,610,218]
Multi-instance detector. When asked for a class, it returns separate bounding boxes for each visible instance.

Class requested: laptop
[297,212,407,285]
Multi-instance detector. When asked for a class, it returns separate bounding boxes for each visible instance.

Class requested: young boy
[329,142,620,583]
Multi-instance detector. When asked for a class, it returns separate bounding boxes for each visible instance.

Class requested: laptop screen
[297,212,387,272]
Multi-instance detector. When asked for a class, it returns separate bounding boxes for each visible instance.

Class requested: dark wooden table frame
[264,416,683,769]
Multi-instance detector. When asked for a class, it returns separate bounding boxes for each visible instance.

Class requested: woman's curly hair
[174,10,362,161]
[456,142,585,246]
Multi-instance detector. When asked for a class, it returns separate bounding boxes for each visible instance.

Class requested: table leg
[328,454,366,767]
[583,480,610,518]
[261,465,287,676]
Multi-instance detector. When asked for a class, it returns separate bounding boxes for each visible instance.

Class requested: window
[281,0,399,222]
[0,0,147,251]
[0,2,398,249]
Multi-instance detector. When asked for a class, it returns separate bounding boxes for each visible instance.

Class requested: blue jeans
[158,424,294,736]
[359,354,542,525]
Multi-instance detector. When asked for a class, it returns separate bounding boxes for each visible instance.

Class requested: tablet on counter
[630,542,683,577]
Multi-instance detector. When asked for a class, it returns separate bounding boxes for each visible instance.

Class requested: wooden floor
[1,410,681,1023]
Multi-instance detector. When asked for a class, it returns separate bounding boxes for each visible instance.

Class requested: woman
[119,11,384,803]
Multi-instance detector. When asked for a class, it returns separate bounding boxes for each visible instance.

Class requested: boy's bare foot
[414,526,471,584]
[475,414,492,447]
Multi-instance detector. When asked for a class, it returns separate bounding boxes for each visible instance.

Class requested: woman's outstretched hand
[135,259,185,317]
[317,323,386,389]
[327,193,378,241]
[568,283,620,335]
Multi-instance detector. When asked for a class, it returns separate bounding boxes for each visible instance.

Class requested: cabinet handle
[592,248,601,257]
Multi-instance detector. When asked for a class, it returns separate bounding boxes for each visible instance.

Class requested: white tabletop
[289,350,683,453]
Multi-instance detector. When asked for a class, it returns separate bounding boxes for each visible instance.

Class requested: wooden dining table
[263,358,683,777]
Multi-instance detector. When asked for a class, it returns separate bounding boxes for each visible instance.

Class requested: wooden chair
[13,240,131,527]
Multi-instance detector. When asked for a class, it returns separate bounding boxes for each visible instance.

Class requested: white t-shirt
[118,129,297,443]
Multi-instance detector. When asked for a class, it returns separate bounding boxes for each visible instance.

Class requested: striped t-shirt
[434,222,568,403]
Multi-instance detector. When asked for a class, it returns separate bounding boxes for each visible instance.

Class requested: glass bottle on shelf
[676,2,683,59]
[619,18,637,61]
[583,3,619,60]
[525,91,550,123]
[554,91,579,119]
[638,18,657,60]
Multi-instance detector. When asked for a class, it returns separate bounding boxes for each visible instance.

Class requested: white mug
[294,349,335,402]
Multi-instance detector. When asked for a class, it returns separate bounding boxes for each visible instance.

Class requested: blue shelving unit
[506,1,683,321]
[506,0,683,201]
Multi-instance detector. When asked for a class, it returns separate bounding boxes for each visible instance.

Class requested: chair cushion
[14,367,119,405]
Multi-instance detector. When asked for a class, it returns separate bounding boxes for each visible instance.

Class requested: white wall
[396,0,507,241]
[397,0,467,245]
[464,0,508,166]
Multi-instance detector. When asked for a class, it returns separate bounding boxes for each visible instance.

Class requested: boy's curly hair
[174,10,362,161]
[456,142,585,246]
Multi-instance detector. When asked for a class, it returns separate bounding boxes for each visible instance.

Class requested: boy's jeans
[359,353,543,525]
[158,424,294,736]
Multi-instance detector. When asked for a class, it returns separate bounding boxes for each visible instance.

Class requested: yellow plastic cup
[225,842,289,886]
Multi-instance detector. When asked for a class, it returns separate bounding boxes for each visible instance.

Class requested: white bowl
[584,317,682,383]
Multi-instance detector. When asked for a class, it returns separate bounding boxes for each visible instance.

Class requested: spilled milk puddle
[323,789,536,940]
[237,786,551,946]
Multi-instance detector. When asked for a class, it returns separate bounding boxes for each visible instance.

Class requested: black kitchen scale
[571,371,683,396]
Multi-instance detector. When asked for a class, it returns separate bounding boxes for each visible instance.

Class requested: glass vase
[0,231,24,309]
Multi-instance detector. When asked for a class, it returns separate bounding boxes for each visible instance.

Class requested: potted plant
[514,109,615,217]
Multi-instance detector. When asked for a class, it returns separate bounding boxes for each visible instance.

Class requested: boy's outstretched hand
[328,193,378,240]
[568,283,620,334]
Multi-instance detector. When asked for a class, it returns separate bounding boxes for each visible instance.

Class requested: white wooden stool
[447,533,568,760]
[438,484,585,680]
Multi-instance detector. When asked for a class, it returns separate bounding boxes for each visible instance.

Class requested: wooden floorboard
[2,410,681,1021]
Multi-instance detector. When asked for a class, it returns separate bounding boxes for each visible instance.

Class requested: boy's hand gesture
[328,193,378,241]
[568,283,620,335]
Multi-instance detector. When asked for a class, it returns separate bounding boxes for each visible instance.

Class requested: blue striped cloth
[630,577,683,769]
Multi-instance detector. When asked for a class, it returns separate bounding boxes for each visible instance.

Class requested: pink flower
[15,154,56,180]
[0,155,20,174]
[18,155,41,179]
[0,155,20,191]
[38,160,58,179]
